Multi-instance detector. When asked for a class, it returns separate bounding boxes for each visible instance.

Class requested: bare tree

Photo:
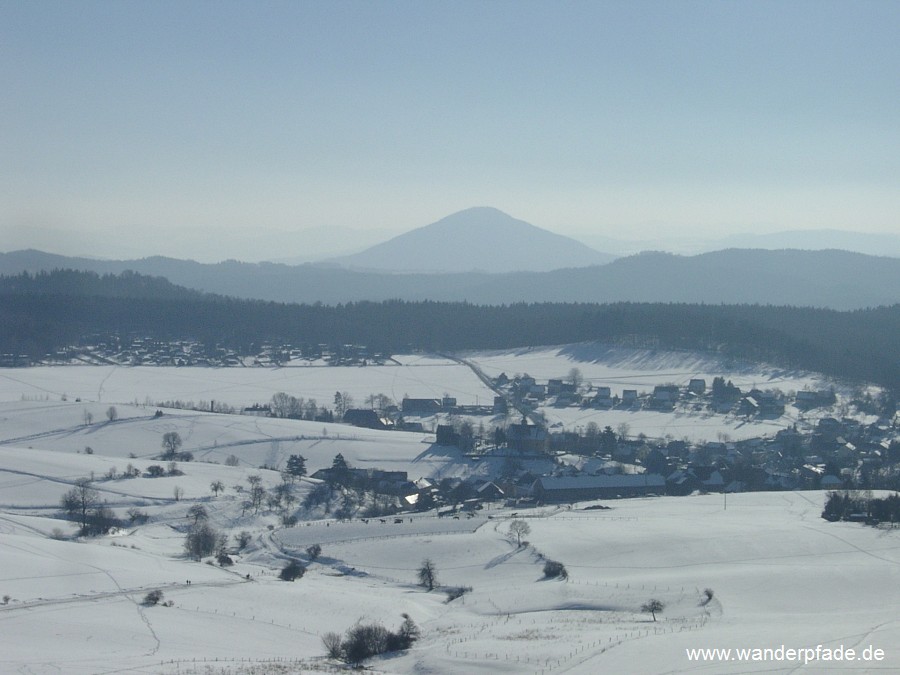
[186,504,208,525]
[247,474,266,513]
[83,409,93,425]
[365,392,393,413]
[271,392,302,418]
[509,519,531,547]
[106,405,118,422]
[173,485,184,502]
[161,431,182,459]
[417,558,437,591]
[641,598,665,621]
[568,367,583,389]
[184,523,223,561]
[210,480,225,496]
[334,391,354,419]
[60,478,99,533]
[458,420,475,452]
[322,631,343,660]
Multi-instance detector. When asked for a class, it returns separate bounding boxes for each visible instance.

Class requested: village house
[492,396,508,414]
[795,389,837,409]
[343,408,393,430]
[401,397,442,414]
[648,384,680,410]
[590,386,613,408]
[532,473,666,503]
[506,421,548,454]
[435,424,461,447]
[310,467,413,494]
[739,389,785,417]
[688,378,707,395]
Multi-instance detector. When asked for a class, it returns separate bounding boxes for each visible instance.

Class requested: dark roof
[536,474,665,491]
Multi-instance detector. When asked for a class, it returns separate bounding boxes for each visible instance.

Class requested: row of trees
[269,392,333,421]
[82,406,118,425]
[269,391,392,421]
[323,615,419,666]
[822,491,900,523]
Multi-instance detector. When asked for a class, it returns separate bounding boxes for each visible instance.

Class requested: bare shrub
[445,586,472,602]
[543,560,568,579]
[328,615,420,666]
[322,631,343,660]
[126,507,149,525]
[235,530,252,550]
[279,560,306,581]
[184,523,223,561]
[417,558,437,591]
[143,590,163,606]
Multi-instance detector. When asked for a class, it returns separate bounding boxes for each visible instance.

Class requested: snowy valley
[0,346,898,674]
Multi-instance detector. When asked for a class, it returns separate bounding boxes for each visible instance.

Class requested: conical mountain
[328,207,615,273]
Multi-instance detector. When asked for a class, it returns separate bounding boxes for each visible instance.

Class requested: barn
[532,473,665,503]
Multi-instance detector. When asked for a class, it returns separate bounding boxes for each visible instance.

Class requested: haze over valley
[3,2,900,673]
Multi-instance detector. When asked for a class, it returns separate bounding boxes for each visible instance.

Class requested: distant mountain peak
[326,207,616,273]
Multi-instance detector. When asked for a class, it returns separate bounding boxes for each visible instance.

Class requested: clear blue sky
[2,1,898,261]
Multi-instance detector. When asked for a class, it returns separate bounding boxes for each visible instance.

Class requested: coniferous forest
[1,269,899,392]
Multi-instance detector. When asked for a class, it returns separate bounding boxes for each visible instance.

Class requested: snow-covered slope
[2,487,898,673]
[0,351,895,673]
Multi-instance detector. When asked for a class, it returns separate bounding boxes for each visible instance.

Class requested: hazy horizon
[3,1,899,262]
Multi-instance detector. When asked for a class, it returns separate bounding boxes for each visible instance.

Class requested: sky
[2,0,898,262]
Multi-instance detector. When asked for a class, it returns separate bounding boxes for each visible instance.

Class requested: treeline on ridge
[1,269,898,391]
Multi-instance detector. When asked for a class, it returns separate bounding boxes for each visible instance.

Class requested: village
[11,335,383,368]
[317,371,900,511]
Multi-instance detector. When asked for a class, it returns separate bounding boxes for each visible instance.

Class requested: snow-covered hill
[2,481,898,673]
[0,350,896,673]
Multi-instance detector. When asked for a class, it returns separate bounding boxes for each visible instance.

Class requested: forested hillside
[3,247,899,309]
[2,270,899,391]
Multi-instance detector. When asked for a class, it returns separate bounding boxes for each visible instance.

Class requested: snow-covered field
[465,344,832,392]
[0,400,454,478]
[0,354,495,409]
[2,486,898,674]
[0,344,858,448]
[1,348,896,673]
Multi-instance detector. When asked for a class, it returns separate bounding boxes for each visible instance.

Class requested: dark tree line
[2,269,899,392]
[823,491,900,524]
